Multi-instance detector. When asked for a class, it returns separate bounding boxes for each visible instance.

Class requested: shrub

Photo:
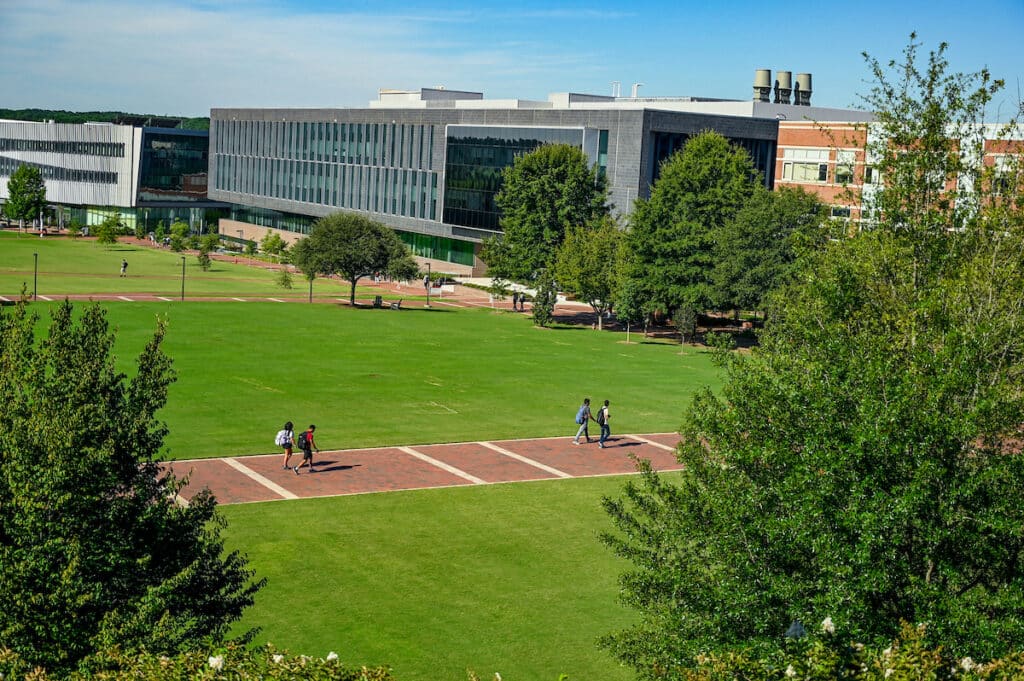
[0,644,394,680]
[679,622,1024,681]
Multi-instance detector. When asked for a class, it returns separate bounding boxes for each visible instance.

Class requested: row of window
[442,132,571,231]
[397,231,475,267]
[215,154,439,220]
[213,120,434,171]
[781,148,859,185]
[229,206,316,235]
[0,137,125,157]
[0,156,118,184]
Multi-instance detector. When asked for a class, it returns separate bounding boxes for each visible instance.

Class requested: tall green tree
[625,131,759,317]
[711,185,825,314]
[0,300,263,674]
[4,165,47,230]
[482,143,609,282]
[291,212,417,305]
[601,37,1024,678]
[554,217,621,329]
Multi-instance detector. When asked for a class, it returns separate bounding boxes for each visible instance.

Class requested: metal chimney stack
[795,73,813,106]
[774,71,792,104]
[753,69,771,102]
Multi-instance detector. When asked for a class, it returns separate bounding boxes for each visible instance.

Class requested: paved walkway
[165,432,683,505]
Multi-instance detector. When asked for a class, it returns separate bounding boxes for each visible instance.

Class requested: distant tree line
[0,109,209,130]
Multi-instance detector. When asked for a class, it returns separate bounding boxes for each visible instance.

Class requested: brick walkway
[165,433,683,505]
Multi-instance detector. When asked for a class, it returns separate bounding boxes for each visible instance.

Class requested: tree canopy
[625,131,759,316]
[0,300,263,674]
[711,185,825,314]
[482,143,609,281]
[601,36,1024,678]
[554,217,621,329]
[291,212,417,305]
[4,165,47,229]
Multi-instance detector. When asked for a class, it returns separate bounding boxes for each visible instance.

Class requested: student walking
[275,421,295,469]
[572,398,593,444]
[293,424,318,474]
[119,259,128,277]
[597,400,611,448]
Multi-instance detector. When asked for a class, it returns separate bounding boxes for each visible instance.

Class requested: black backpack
[298,431,309,449]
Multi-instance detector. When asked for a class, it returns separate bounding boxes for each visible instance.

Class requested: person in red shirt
[293,424,319,474]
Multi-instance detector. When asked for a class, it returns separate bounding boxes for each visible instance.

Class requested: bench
[389,299,403,310]
[373,295,383,308]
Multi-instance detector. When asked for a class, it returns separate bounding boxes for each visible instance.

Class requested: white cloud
[0,0,609,116]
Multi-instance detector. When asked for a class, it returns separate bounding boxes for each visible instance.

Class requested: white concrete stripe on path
[118,296,133,302]
[232,297,246,302]
[158,296,173,301]
[38,295,52,301]
[478,441,572,478]
[431,300,463,307]
[268,298,286,303]
[399,446,487,485]
[0,296,9,302]
[221,457,299,500]
[626,434,677,451]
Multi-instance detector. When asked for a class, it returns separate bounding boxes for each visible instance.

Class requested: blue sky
[1,0,1021,118]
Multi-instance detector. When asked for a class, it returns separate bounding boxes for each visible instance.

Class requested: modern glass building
[0,119,227,231]
[209,87,870,274]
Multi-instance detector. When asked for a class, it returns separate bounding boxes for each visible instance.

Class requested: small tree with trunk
[4,165,46,231]
[291,212,417,306]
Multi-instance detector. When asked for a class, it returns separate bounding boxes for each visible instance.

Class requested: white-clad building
[0,118,225,230]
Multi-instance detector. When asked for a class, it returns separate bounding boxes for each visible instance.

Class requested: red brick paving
[164,459,284,505]
[414,442,559,483]
[169,433,683,505]
[629,432,682,450]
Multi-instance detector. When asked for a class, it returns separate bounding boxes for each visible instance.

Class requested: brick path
[165,433,683,505]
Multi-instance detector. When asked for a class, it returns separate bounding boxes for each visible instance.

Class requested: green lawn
[2,232,720,679]
[0,231,405,301]
[222,476,642,681]
[17,300,718,460]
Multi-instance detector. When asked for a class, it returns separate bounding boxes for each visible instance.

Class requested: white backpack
[275,429,288,446]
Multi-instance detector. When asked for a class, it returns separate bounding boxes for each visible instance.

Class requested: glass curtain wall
[213,119,438,221]
[138,130,210,202]
[442,126,585,231]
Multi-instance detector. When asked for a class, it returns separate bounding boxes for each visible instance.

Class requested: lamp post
[180,256,186,301]
[33,252,38,301]
[426,262,431,308]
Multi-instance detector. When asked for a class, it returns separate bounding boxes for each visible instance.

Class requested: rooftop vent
[753,69,771,102]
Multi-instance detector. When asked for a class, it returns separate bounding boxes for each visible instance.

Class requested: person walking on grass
[120,259,128,277]
[275,421,295,469]
[597,400,611,448]
[573,398,593,445]
[293,424,319,474]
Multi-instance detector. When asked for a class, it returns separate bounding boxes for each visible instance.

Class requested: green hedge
[0,645,393,680]
[681,623,1024,681]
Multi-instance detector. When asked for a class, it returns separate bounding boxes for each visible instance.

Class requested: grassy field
[2,232,719,679]
[15,299,718,460]
[0,231,407,301]
[222,476,642,681]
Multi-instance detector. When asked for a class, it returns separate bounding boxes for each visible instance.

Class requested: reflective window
[138,130,210,202]
[442,126,584,231]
